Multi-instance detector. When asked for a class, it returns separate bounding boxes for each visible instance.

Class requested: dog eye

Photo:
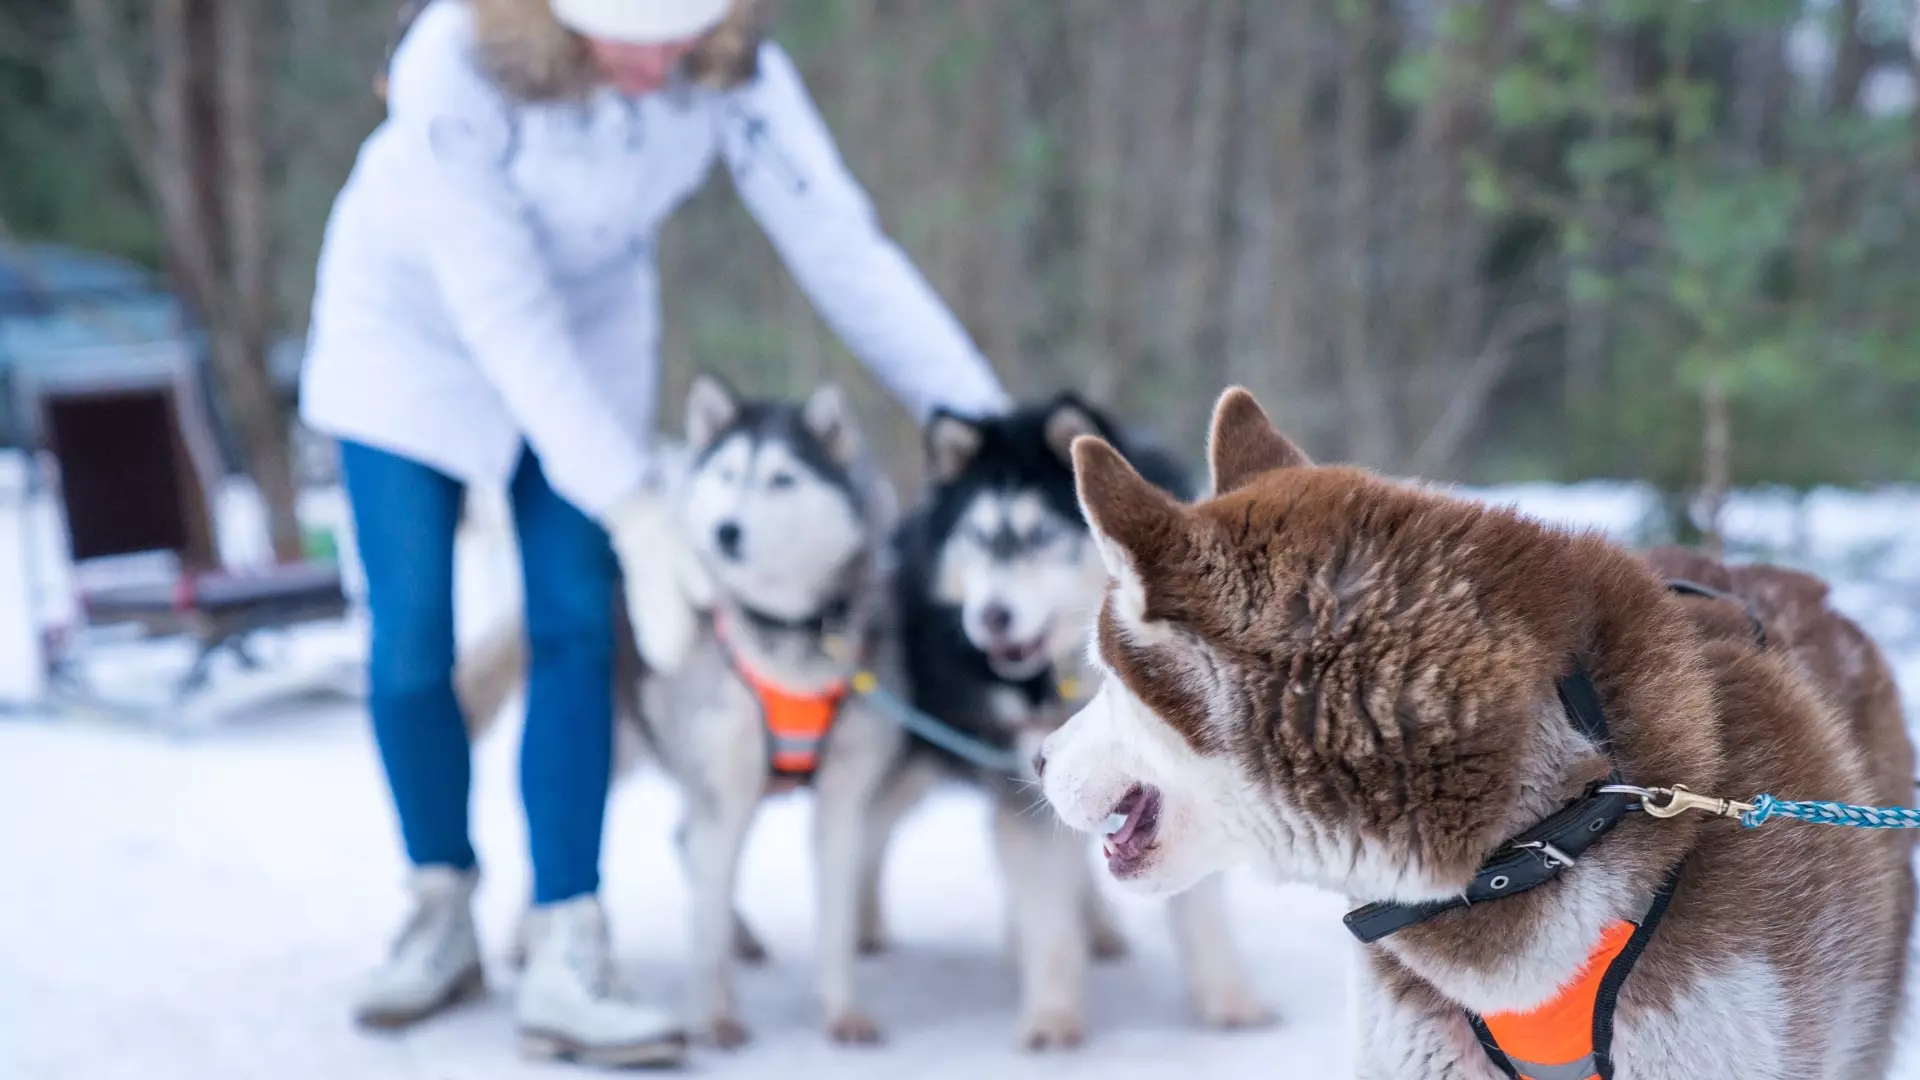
[768,472,796,490]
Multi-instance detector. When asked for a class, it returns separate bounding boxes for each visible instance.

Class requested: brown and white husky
[1037,387,1915,1079]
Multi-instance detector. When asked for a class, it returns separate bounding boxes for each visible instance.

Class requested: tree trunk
[1830,0,1869,114]
[76,0,304,563]
[1334,0,1395,467]
[1249,0,1321,438]
[216,0,303,561]
[1070,0,1128,405]
[1699,365,1731,558]
[1171,0,1242,443]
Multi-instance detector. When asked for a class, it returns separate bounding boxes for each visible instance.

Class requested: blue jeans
[340,441,617,905]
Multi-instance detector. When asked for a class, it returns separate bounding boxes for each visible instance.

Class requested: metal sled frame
[13,342,351,723]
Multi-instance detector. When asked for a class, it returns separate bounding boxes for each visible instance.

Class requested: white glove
[604,489,715,674]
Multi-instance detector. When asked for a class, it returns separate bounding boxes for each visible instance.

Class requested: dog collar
[1343,668,1635,944]
[1343,575,1766,945]
[733,596,854,640]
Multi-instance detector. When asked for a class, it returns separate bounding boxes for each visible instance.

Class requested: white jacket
[300,0,1006,517]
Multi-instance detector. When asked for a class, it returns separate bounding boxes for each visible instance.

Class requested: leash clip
[1603,783,1754,821]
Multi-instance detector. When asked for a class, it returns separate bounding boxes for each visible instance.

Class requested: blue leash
[849,671,1026,777]
[1602,784,1920,831]
[1739,794,1920,830]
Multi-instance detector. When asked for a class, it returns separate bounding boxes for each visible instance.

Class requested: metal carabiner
[1602,783,1754,821]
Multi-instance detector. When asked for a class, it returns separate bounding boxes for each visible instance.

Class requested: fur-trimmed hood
[468,0,761,101]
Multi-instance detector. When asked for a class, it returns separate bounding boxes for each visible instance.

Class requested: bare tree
[71,0,302,561]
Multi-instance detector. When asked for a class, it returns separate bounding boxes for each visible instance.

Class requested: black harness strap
[1467,1015,1520,1079]
[1343,669,1635,945]
[1346,575,1743,945]
[1466,868,1681,1080]
[733,596,855,641]
[1589,869,1680,1078]
[1664,578,1769,649]
[1343,581,1716,1073]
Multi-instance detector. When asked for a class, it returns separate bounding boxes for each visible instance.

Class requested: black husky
[875,392,1272,1050]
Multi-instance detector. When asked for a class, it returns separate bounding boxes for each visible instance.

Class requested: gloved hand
[604,488,715,674]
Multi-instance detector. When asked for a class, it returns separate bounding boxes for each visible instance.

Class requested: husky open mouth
[1100,783,1160,878]
[985,628,1050,674]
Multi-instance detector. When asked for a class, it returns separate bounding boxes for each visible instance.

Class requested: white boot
[517,895,688,1068]
[353,866,484,1030]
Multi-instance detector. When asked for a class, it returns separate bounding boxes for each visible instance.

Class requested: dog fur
[888,394,1272,1049]
[1039,386,1915,1079]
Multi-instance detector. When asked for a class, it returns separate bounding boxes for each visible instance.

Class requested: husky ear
[925,410,984,484]
[1207,386,1310,496]
[1043,396,1104,466]
[1072,435,1187,624]
[802,383,862,466]
[686,373,739,451]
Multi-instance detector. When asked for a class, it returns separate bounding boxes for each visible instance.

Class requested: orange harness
[1468,878,1676,1080]
[715,611,848,782]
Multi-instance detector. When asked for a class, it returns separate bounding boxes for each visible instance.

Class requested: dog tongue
[1109,787,1148,845]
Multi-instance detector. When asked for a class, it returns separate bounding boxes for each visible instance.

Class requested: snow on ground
[1,481,1918,1079]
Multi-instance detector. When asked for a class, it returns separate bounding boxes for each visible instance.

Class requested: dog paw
[1194,984,1276,1031]
[1088,925,1130,962]
[705,1015,752,1050]
[1018,1009,1084,1052]
[827,1011,883,1046]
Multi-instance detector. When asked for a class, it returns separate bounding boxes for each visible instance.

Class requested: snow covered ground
[1,480,1918,1079]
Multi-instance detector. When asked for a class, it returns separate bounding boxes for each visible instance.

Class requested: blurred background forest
[3,0,1918,550]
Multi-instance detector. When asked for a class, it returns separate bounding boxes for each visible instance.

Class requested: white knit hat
[550,0,729,43]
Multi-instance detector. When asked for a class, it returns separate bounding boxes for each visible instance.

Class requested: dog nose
[715,521,743,558]
[1030,747,1047,780]
[982,603,1012,636]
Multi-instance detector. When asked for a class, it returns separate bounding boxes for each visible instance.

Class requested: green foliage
[1452,0,1920,493]
[3,0,1914,495]
[0,46,160,266]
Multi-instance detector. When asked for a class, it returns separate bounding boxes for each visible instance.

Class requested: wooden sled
[13,343,352,727]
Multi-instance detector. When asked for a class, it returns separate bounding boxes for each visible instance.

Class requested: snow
[1,479,1917,1079]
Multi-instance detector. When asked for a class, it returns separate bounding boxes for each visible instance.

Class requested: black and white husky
[459,375,909,1049]
[885,393,1273,1048]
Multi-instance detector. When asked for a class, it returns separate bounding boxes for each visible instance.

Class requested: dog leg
[811,747,893,1045]
[680,792,759,1049]
[997,844,1128,964]
[1167,872,1272,1030]
[855,761,939,955]
[452,619,525,741]
[993,800,1088,1050]
[1081,867,1130,962]
[673,818,766,965]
